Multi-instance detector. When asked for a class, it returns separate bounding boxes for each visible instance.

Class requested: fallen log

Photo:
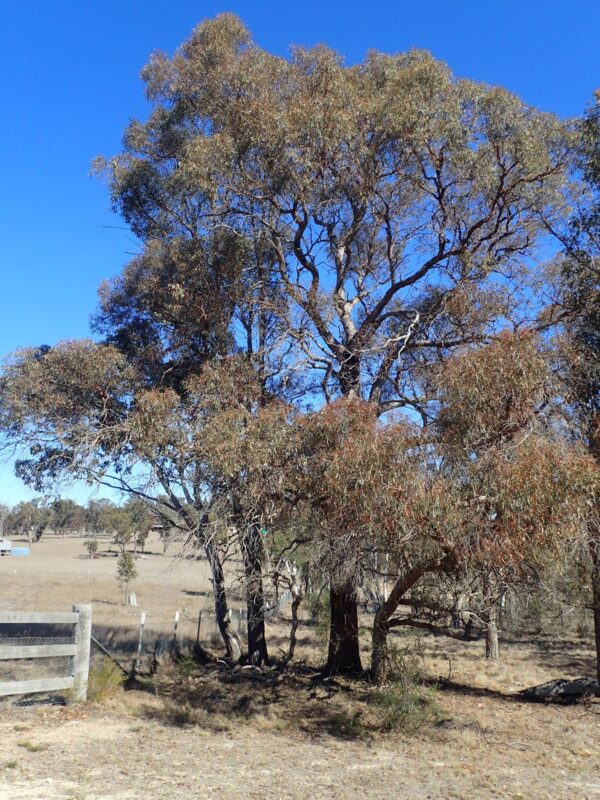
[518,678,599,704]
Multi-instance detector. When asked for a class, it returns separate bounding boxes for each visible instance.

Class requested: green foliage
[84,539,98,558]
[372,648,441,733]
[17,741,47,753]
[5,498,51,542]
[116,551,138,603]
[306,589,330,652]
[324,709,366,739]
[87,658,126,702]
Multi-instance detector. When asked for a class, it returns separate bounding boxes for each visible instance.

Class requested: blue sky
[0,0,598,504]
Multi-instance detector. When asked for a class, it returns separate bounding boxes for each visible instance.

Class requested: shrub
[87,657,126,702]
[116,551,138,603]
[84,539,98,559]
[372,647,441,733]
[306,589,330,652]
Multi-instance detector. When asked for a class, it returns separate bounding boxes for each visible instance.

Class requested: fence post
[172,610,180,653]
[72,604,92,702]
[195,609,203,646]
[135,611,146,673]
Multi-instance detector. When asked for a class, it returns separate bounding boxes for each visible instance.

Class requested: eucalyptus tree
[551,93,600,681]
[366,334,596,683]
[6,498,52,544]
[96,14,577,671]
[0,339,247,659]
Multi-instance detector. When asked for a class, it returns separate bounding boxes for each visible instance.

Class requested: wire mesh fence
[0,608,90,707]
[89,590,296,672]
[0,631,75,707]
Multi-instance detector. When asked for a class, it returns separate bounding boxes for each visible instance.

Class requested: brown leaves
[436,331,551,453]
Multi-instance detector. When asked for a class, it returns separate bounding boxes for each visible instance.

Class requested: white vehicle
[0,539,12,556]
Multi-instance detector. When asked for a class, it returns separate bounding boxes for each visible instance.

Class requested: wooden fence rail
[0,605,91,701]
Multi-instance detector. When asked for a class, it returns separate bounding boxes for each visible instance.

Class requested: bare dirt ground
[0,534,598,799]
[0,687,598,800]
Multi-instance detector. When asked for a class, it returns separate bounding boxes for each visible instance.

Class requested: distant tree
[107,508,135,555]
[121,497,153,555]
[0,503,9,539]
[158,525,174,555]
[50,498,86,537]
[7,498,51,544]
[85,499,117,535]
[116,551,138,604]
[84,539,99,559]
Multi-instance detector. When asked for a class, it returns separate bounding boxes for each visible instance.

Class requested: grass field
[0,533,598,799]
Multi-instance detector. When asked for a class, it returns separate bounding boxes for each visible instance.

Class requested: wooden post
[172,610,179,653]
[72,604,92,702]
[195,609,203,646]
[383,553,389,602]
[135,611,146,673]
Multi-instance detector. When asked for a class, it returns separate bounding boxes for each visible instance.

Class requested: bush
[87,657,126,702]
[372,647,441,733]
[116,551,138,603]
[84,539,98,558]
[306,589,330,652]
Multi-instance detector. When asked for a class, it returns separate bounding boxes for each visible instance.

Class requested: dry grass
[0,679,597,800]
[0,534,599,799]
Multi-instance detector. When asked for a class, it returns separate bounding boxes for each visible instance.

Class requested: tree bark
[370,556,455,684]
[371,607,389,684]
[326,581,362,674]
[485,603,499,659]
[483,575,499,660]
[204,537,242,662]
[326,357,364,673]
[370,563,426,684]
[590,534,600,686]
[241,524,269,666]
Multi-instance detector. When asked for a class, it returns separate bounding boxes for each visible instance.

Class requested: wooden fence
[0,605,92,702]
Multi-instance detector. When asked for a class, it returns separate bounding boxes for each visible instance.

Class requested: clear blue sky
[0,0,598,504]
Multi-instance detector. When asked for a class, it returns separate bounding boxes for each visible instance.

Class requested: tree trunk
[483,575,499,659]
[326,581,362,674]
[485,603,499,660]
[371,608,389,684]
[323,356,364,674]
[370,559,451,684]
[204,538,242,662]
[282,565,306,666]
[241,524,269,666]
[590,534,600,686]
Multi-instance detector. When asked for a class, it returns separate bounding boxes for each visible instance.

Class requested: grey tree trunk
[241,524,269,666]
[483,575,500,660]
[485,604,499,659]
[590,535,600,685]
[204,538,242,662]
